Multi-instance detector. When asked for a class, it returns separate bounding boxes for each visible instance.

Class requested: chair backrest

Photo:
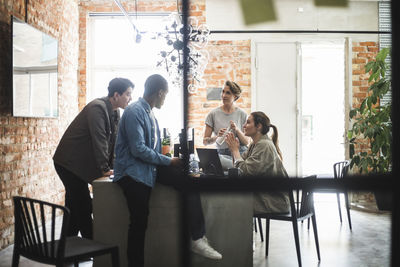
[333,160,350,179]
[296,175,317,220]
[13,196,70,261]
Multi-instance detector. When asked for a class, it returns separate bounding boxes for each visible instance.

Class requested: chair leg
[265,219,270,257]
[254,217,258,233]
[344,191,352,230]
[336,192,343,223]
[11,249,19,267]
[257,218,264,242]
[307,218,310,230]
[311,215,321,261]
[292,220,302,267]
[111,247,120,267]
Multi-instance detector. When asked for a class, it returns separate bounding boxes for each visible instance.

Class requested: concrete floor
[0,194,392,267]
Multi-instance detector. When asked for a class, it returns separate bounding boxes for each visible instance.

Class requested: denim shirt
[113,98,171,187]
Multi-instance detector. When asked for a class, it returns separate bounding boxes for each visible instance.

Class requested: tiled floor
[253,193,392,267]
[0,194,392,267]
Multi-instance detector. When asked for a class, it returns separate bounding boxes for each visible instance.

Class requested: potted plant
[347,48,392,210]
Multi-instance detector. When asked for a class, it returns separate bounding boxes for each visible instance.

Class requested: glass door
[301,43,346,177]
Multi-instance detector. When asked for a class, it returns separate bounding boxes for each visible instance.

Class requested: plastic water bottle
[189,154,200,174]
[216,125,231,145]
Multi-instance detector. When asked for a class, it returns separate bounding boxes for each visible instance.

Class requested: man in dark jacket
[53,77,133,238]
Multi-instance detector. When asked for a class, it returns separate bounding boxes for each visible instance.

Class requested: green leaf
[349,109,357,119]
[353,155,360,165]
[365,127,373,138]
[361,158,368,173]
[371,95,378,105]
[382,145,387,157]
[347,131,353,139]
[360,99,367,113]
[379,48,390,61]
[365,61,374,72]
[380,68,385,78]
[349,144,354,158]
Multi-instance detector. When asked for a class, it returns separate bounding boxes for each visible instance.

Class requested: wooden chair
[12,196,120,267]
[254,176,321,267]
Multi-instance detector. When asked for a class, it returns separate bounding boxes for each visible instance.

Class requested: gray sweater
[53,97,119,183]
[235,135,290,214]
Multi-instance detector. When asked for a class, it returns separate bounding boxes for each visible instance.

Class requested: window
[88,14,183,138]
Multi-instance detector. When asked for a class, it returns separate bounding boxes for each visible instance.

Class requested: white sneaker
[191,236,222,260]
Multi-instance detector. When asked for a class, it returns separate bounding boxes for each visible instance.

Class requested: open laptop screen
[196,148,225,177]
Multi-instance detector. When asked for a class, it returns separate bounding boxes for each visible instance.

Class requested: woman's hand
[226,132,240,152]
[229,120,238,132]
[217,127,227,137]
[226,132,242,161]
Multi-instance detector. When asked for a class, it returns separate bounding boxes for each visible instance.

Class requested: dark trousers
[54,162,93,239]
[116,165,205,267]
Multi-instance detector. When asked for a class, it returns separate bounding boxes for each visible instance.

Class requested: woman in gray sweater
[225,111,290,214]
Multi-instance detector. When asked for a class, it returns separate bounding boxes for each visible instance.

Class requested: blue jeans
[218,145,247,157]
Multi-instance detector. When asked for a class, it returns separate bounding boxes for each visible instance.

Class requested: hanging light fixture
[114,0,142,43]
[156,2,210,94]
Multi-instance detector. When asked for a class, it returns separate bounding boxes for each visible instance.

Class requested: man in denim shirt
[113,74,222,267]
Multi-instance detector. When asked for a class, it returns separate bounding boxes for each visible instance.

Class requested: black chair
[254,176,321,267]
[310,161,352,230]
[12,196,120,267]
[333,160,352,230]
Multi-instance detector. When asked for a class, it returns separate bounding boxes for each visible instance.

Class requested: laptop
[196,148,227,178]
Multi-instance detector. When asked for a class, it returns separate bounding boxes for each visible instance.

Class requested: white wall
[206,0,379,32]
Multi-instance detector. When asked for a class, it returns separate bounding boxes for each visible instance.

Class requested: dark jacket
[53,97,119,183]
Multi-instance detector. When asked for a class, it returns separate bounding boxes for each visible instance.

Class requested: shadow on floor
[0,194,391,267]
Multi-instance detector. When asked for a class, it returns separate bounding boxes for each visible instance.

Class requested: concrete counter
[92,177,252,267]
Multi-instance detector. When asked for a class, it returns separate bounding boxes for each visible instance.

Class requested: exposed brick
[351,42,378,163]
[353,58,366,64]
[368,47,379,52]
[360,42,377,46]
[0,0,77,250]
[352,46,366,52]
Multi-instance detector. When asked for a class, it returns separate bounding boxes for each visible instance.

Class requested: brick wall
[0,0,382,249]
[350,41,379,206]
[77,0,206,110]
[77,0,251,148]
[189,40,252,148]
[0,0,79,249]
[351,41,379,153]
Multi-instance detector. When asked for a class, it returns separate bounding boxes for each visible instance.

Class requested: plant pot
[374,191,393,211]
[162,145,170,155]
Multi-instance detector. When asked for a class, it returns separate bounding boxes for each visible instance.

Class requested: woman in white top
[225,111,289,214]
[203,81,249,156]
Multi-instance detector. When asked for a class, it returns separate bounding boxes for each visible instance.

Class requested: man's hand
[170,157,183,168]
[103,169,114,177]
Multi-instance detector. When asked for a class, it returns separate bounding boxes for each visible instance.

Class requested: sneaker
[191,236,222,260]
